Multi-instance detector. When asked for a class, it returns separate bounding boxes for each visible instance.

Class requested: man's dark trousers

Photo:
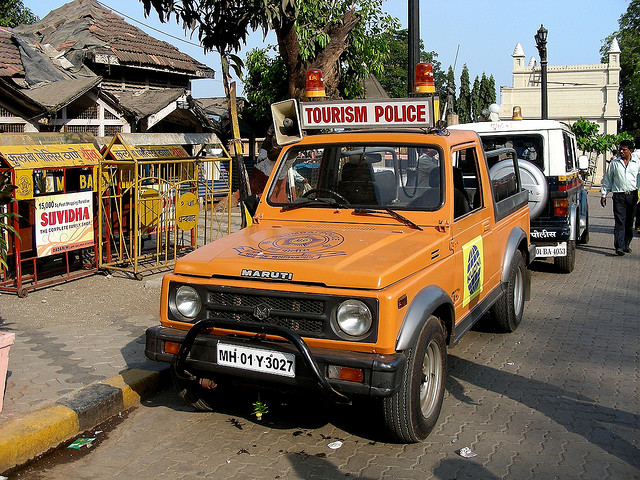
[612,190,637,250]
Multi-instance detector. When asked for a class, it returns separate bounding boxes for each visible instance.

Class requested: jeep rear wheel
[491,252,525,333]
[578,209,589,245]
[554,240,576,273]
[383,316,447,442]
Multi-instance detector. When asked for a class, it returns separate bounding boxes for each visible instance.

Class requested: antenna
[452,44,461,73]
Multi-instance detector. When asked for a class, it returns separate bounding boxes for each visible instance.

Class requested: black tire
[491,252,525,333]
[578,210,589,245]
[554,240,576,274]
[383,316,447,442]
[172,367,217,412]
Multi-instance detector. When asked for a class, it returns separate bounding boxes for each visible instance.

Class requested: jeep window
[267,144,444,210]
[563,132,576,172]
[480,134,545,173]
[452,147,482,219]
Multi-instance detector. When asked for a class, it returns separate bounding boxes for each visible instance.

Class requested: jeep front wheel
[383,315,447,442]
[172,367,217,412]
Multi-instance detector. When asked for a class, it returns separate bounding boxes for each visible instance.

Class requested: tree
[470,75,481,122]
[0,0,37,27]
[571,117,634,180]
[376,28,445,99]
[456,64,471,123]
[602,1,640,134]
[476,73,496,118]
[244,47,289,130]
[142,0,396,99]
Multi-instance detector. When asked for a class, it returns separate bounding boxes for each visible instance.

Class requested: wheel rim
[420,340,442,418]
[513,266,524,318]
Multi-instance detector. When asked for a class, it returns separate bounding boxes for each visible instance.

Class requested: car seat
[338,157,378,204]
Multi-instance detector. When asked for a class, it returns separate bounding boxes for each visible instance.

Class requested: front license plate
[535,242,567,257]
[216,343,295,378]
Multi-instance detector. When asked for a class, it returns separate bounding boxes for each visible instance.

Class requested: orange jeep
[146,99,533,442]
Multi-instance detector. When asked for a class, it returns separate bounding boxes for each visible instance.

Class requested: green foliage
[244,47,289,128]
[336,2,399,99]
[456,64,471,123]
[141,0,296,56]
[602,1,640,134]
[470,76,481,121]
[376,28,445,99]
[0,0,37,27]
[0,210,18,270]
[571,117,635,180]
[244,2,398,122]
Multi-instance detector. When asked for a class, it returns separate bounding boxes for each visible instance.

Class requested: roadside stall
[0,132,101,297]
[98,132,232,279]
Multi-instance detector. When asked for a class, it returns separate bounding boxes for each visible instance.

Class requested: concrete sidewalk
[0,270,172,473]
[0,208,244,473]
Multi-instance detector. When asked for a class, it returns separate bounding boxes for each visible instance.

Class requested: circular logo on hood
[235,230,346,260]
[258,231,344,254]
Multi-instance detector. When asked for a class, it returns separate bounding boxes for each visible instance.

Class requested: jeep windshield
[266,143,444,210]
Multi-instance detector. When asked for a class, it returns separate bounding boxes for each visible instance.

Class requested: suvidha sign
[35,191,94,257]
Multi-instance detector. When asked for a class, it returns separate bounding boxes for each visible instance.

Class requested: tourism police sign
[300,98,436,129]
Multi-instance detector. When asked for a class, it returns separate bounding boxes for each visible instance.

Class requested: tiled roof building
[0,0,215,134]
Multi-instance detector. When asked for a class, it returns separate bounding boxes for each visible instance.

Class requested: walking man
[600,139,640,256]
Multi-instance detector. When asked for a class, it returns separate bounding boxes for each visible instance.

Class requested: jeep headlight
[174,285,202,320]
[336,299,372,337]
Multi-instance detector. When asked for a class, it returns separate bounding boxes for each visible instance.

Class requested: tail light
[554,198,568,217]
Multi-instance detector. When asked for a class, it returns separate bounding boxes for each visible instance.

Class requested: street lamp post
[534,24,548,120]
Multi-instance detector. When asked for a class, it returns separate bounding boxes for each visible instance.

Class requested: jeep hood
[173,222,448,289]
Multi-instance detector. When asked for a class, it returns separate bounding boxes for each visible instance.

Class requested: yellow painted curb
[0,367,167,474]
[0,404,79,473]
[103,368,163,410]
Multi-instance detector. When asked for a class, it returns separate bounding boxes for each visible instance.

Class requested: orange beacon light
[414,63,435,94]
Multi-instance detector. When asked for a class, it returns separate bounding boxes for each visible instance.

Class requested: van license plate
[535,242,567,257]
[216,343,295,378]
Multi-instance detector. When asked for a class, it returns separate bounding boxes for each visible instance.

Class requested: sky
[23,0,630,103]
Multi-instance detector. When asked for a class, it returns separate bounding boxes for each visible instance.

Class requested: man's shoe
[624,247,632,253]
[616,249,625,256]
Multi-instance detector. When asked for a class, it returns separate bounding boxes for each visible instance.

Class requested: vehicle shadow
[143,351,639,471]
[447,355,640,469]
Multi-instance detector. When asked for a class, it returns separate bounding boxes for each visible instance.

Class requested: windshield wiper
[281,197,348,212]
[353,207,423,231]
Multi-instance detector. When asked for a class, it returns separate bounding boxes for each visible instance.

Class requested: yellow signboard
[14,169,33,199]
[176,192,198,231]
[0,144,101,170]
[107,144,189,161]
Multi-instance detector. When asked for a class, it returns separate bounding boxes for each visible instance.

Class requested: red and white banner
[300,98,435,129]
[35,191,94,257]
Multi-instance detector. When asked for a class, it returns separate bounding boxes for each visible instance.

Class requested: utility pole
[408,0,419,96]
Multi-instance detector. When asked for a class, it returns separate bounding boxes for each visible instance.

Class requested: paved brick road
[12,194,640,480]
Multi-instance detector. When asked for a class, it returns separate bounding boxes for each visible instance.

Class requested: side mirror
[244,194,260,218]
[578,155,589,171]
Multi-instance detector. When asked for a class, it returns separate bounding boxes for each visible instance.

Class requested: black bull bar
[173,318,352,405]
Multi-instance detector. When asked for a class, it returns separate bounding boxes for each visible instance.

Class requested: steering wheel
[302,188,350,204]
